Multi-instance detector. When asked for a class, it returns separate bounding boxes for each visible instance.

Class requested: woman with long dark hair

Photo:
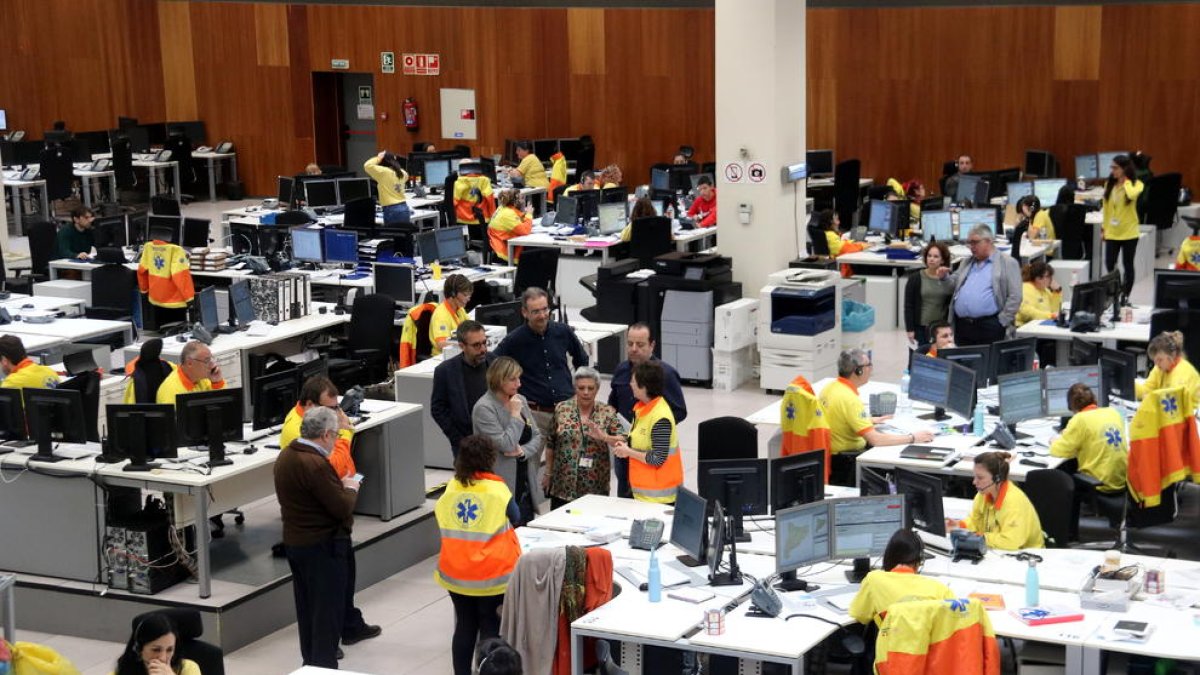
[363,150,412,225]
[1101,154,1144,301]
[113,612,200,675]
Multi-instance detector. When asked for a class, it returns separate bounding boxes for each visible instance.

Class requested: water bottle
[899,369,911,414]
[973,403,985,437]
[647,548,662,602]
[1076,175,1086,191]
[1025,559,1040,607]
[1032,356,1040,371]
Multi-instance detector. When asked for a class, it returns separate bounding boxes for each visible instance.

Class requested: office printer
[652,252,730,280]
[757,269,842,390]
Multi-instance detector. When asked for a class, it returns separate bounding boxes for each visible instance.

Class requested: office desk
[192,150,238,202]
[1016,312,1151,365]
[220,205,441,244]
[3,177,49,234]
[1,332,66,358]
[2,293,87,316]
[134,156,181,200]
[0,316,134,349]
[75,168,118,208]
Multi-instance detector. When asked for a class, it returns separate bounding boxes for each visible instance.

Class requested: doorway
[312,72,377,174]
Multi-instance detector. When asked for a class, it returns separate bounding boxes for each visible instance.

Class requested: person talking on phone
[155,341,224,404]
[949,451,1044,551]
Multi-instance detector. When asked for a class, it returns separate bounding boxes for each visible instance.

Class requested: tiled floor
[14,198,1189,674]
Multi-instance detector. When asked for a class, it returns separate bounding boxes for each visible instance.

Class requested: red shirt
[688,191,717,228]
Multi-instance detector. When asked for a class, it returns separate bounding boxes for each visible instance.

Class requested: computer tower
[105,525,129,591]
[124,517,194,595]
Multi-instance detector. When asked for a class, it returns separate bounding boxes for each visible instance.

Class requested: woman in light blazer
[472,356,544,525]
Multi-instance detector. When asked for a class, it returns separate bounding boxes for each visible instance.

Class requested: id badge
[1110,217,1120,226]
[579,456,594,469]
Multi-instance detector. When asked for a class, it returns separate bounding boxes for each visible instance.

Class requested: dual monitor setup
[248,358,329,432]
[918,206,1002,243]
[145,214,211,248]
[279,176,372,211]
[1074,151,1131,182]
[195,282,257,335]
[553,188,629,235]
[1005,178,1069,206]
[289,226,362,266]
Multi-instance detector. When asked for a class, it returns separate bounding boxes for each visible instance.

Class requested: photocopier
[757,269,842,391]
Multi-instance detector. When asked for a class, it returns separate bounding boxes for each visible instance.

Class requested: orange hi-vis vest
[434,472,521,596]
[781,375,832,482]
[1176,236,1200,271]
[488,206,533,263]
[398,302,437,368]
[628,396,683,503]
[547,152,567,202]
[138,241,194,308]
[875,598,1001,675]
[1129,386,1200,507]
[454,174,497,225]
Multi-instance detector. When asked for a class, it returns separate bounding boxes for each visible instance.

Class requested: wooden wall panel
[254,4,291,68]
[568,9,607,76]
[159,1,199,121]
[1054,6,1101,80]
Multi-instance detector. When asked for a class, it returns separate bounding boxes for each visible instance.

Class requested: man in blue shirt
[937,224,1022,346]
[494,287,589,437]
[608,323,688,498]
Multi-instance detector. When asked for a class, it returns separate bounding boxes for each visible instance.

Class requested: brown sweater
[274,439,357,546]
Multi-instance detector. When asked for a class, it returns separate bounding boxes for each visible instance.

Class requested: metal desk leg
[13,186,24,233]
[173,162,182,200]
[148,167,159,200]
[39,184,49,220]
[571,629,583,675]
[230,155,239,182]
[1064,644,1085,675]
[109,174,118,203]
[195,488,212,598]
[1,575,15,644]
[207,157,217,202]
[81,175,93,208]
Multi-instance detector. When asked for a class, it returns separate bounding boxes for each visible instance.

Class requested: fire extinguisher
[403,97,419,132]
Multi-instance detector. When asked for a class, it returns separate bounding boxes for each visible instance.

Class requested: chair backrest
[1022,469,1074,547]
[152,195,181,216]
[276,209,314,226]
[515,246,560,295]
[91,264,138,312]
[1145,172,1182,230]
[1049,204,1089,259]
[808,223,831,256]
[38,146,75,201]
[111,136,136,188]
[697,416,758,462]
[551,184,567,204]
[1128,481,1180,530]
[343,197,377,230]
[28,221,57,275]
[628,216,673,266]
[875,598,999,674]
[833,159,862,228]
[348,293,397,352]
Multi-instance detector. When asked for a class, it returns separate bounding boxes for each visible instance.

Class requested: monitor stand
[708,515,743,587]
[29,405,64,463]
[1008,423,1033,441]
[918,407,950,421]
[844,557,872,583]
[202,405,234,468]
[775,570,816,593]
[676,554,704,568]
[120,431,159,472]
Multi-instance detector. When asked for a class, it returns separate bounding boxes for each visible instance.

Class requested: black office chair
[514,246,560,297]
[807,222,831,256]
[1009,221,1029,262]
[1082,478,1179,555]
[329,293,396,386]
[833,159,862,229]
[276,210,314,226]
[27,221,57,281]
[86,263,138,322]
[131,608,225,675]
[38,145,74,205]
[628,216,672,267]
[127,339,174,404]
[576,135,595,175]
[111,135,136,192]
[342,197,377,232]
[151,195,181,216]
[697,417,756,462]
[1049,204,1089,260]
[551,184,567,205]
[1144,173,1182,249]
[165,132,197,201]
[1023,469,1074,547]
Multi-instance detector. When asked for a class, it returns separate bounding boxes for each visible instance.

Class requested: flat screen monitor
[435,227,467,263]
[598,202,625,235]
[1006,181,1034,202]
[667,166,695,193]
[337,177,371,204]
[1069,337,1100,367]
[938,346,992,388]
[1033,179,1068,206]
[1097,151,1125,175]
[650,168,670,192]
[600,187,627,204]
[1045,365,1104,417]
[175,388,244,465]
[573,189,601,223]
[958,207,1001,235]
[921,210,953,242]
[770,451,825,512]
[1024,150,1055,178]
[298,357,328,384]
[1099,347,1137,403]
[168,120,206,145]
[197,286,220,333]
[867,199,900,235]
[304,179,338,208]
[707,500,729,581]
[1071,278,1112,320]
[1153,269,1200,311]
[955,174,988,205]
[532,139,558,160]
[76,130,111,156]
[182,218,210,248]
[323,229,358,265]
[375,263,416,305]
[652,199,666,217]
[831,495,905,560]
[147,215,180,243]
[557,138,582,161]
[44,130,71,144]
[252,369,299,430]
[106,404,178,469]
[25,388,87,461]
[993,337,1038,377]
[0,109,6,130]
[1075,154,1100,181]
[0,388,25,442]
[698,458,769,518]
[859,467,891,497]
[229,280,256,325]
[997,370,1045,425]
[945,358,978,420]
[669,486,708,566]
[554,195,578,226]
[423,158,451,187]
[473,301,524,331]
[115,125,150,153]
[775,500,832,577]
[407,151,436,179]
[909,353,952,412]
[290,226,324,263]
[92,215,127,248]
[10,141,43,166]
[893,468,946,537]
[806,149,834,176]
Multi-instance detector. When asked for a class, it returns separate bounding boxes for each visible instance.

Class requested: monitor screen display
[230,280,256,325]
[1024,149,1053,177]
[1075,154,1100,181]
[1096,152,1125,175]
[374,263,415,305]
[555,195,578,226]
[956,174,984,203]
[198,286,219,332]
[435,228,467,263]
[598,202,625,235]
[997,370,1045,425]
[304,180,338,208]
[651,168,670,192]
[945,359,977,420]
[323,229,358,264]
[921,210,953,242]
[415,229,439,262]
[290,227,323,263]
[958,207,1000,235]
[909,353,951,410]
[775,501,831,574]
[337,177,371,204]
[0,109,6,130]
[1045,365,1102,417]
[424,158,451,187]
[938,346,991,388]
[277,176,294,205]
[669,486,708,563]
[806,149,834,176]
[1006,181,1034,202]
[831,495,905,560]
[1033,179,1068,206]
[867,200,898,235]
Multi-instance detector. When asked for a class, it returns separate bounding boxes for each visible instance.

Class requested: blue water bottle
[973,403,985,437]
[647,548,662,602]
[1025,559,1040,607]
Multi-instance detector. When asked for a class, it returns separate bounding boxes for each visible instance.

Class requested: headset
[129,616,147,654]
[853,359,869,377]
[1016,194,1042,214]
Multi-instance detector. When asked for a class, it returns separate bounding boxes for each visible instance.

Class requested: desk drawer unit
[759,334,839,390]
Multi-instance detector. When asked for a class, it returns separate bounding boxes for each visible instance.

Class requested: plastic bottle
[973,403,985,437]
[1076,175,1087,192]
[1025,559,1040,607]
[1032,356,1040,371]
[899,369,911,414]
[647,548,662,602]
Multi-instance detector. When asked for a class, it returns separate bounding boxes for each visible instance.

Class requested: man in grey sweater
[936,223,1022,346]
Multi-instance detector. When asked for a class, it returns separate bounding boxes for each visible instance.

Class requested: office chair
[576,135,596,175]
[1049,204,1088,259]
[38,145,75,204]
[151,195,181,216]
[127,339,175,404]
[833,159,862,229]
[27,221,57,280]
[1079,477,1180,556]
[1144,172,1182,253]
[807,221,831,256]
[514,246,560,297]
[551,184,567,205]
[628,216,673,267]
[329,293,397,386]
[111,135,136,192]
[165,132,197,202]
[342,197,377,232]
[131,608,225,675]
[85,263,138,322]
[0,246,32,295]
[1023,469,1074,547]
[276,209,314,226]
[697,416,756,462]
[1009,221,1029,262]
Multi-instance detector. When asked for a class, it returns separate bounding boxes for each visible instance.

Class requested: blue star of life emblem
[785,403,796,420]
[154,255,166,271]
[1105,427,1122,447]
[1162,395,1179,415]
[1189,251,1200,264]
[455,497,480,526]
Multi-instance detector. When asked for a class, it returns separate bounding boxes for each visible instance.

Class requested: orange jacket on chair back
[875,598,1000,675]
[137,241,194,308]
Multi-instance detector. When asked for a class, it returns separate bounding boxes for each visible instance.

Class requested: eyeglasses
[966,238,985,247]
[463,340,487,349]
[187,356,215,365]
[527,307,550,316]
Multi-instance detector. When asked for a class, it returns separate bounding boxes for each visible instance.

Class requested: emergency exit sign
[402,53,440,76]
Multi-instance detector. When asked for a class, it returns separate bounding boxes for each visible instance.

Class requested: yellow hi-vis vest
[628,396,683,503]
[434,472,521,596]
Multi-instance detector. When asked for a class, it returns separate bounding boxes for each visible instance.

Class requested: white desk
[1016,310,1151,365]
[133,155,181,200]
[2,177,49,235]
[1,315,134,347]
[75,167,117,208]
[192,150,238,202]
[1,293,86,316]
[1,332,65,356]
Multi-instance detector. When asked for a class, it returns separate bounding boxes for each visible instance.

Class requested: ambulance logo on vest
[455,496,480,527]
[154,255,166,271]
[1161,395,1179,415]
[786,403,795,420]
[1105,427,1123,448]
[1191,251,1200,265]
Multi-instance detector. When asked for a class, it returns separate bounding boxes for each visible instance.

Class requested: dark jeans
[286,537,350,668]
[449,591,504,675]
[342,545,368,638]
[382,202,412,226]
[613,455,632,499]
[1105,238,1138,299]
[953,314,1005,346]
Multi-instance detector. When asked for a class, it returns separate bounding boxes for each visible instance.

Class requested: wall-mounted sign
[381,51,395,74]
[403,53,440,76]
[331,59,350,70]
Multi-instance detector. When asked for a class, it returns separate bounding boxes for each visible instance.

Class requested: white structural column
[714,0,806,296]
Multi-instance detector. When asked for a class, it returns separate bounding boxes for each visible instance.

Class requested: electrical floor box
[660,289,715,385]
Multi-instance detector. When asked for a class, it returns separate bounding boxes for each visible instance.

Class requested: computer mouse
[21,304,33,309]
[243,445,258,455]
[333,306,346,316]
[176,334,188,342]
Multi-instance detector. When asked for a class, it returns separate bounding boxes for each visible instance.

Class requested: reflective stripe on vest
[434,474,521,596]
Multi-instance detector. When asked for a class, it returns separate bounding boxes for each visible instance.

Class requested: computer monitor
[921,210,953,242]
[375,263,416,305]
[423,158,451,187]
[0,388,24,444]
[1069,337,1100,366]
[414,229,439,262]
[304,179,338,208]
[43,129,71,144]
[1045,365,1104,417]
[774,500,831,592]
[176,388,244,467]
[667,166,695,193]
[1007,181,1034,202]
[650,168,671,192]
[600,187,628,204]
[277,176,294,206]
[938,346,992,388]
[1033,179,1068,206]
[859,467,891,497]
[832,495,906,581]
[958,207,1001,235]
[252,369,299,431]
[169,120,207,145]
[197,286,220,333]
[435,227,467,264]
[473,301,524,330]
[993,337,1038,377]
[598,202,625,235]
[697,458,768,543]
[1075,154,1100,181]
[75,130,110,156]
[945,359,978,421]
[770,451,826,512]
[532,139,559,160]
[669,486,708,567]
[323,229,359,265]
[229,280,256,326]
[573,189,602,224]
[1024,150,1055,178]
[955,174,988,206]
[554,195,578,226]
[0,109,7,131]
[1153,270,1200,312]
[997,370,1045,426]
[182,218,210,248]
[10,140,43,166]
[147,215,180,243]
[337,177,371,203]
[1096,151,1125,175]
[867,199,900,235]
[706,499,740,586]
[298,357,328,384]
[106,404,178,471]
[1099,347,1137,403]
[1071,278,1112,321]
[24,388,87,463]
[92,215,127,248]
[909,353,952,419]
[807,149,835,176]
[892,468,946,538]
[119,125,150,153]
[291,226,324,263]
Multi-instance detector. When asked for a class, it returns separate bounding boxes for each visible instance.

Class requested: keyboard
[899,445,957,462]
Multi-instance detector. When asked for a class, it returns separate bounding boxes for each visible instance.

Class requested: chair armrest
[1072,472,1104,492]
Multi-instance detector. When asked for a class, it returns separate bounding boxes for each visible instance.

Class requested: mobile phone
[351,473,364,482]
[1113,620,1149,638]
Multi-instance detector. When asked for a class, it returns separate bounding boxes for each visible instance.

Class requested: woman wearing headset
[113,612,201,675]
[849,529,955,628]
[1136,331,1200,404]
[953,452,1044,550]
[1101,154,1144,302]
[487,189,533,263]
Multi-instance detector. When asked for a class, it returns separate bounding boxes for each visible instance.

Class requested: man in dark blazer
[431,319,496,458]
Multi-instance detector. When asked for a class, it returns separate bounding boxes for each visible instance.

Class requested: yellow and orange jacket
[780,375,832,483]
[547,152,567,202]
[1176,236,1200,271]
[138,241,194,308]
[875,598,1000,675]
[434,472,521,596]
[488,206,533,263]
[1129,386,1200,507]
[398,302,437,368]
[454,173,496,225]
[280,403,356,478]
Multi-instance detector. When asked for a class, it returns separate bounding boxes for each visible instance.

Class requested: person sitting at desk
[1015,260,1062,327]
[111,611,201,675]
[56,205,95,260]
[688,175,717,228]
[619,197,659,243]
[304,163,322,176]
[942,153,973,201]
[849,529,955,628]
[488,189,533,263]
[818,209,864,258]
[920,320,956,357]
[954,451,1044,550]
[454,162,496,227]
[904,179,927,229]
[1136,331,1200,404]
[563,170,596,196]
[1010,195,1055,261]
[1050,383,1128,537]
[430,274,472,357]
[1174,230,1200,271]
[506,141,548,188]
[599,164,623,188]
[0,335,60,390]
[155,341,224,405]
[363,151,410,225]
[904,242,954,347]
[1101,154,1144,303]
[819,349,935,486]
[612,360,683,504]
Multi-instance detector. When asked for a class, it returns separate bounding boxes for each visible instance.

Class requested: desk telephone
[88,158,111,172]
[152,149,173,162]
[869,392,897,417]
[196,146,213,153]
[628,518,664,550]
[214,141,234,154]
